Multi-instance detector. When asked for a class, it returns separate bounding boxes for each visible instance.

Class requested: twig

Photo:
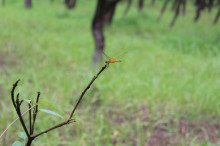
[30,119,75,138]
[123,0,132,16]
[170,0,181,27]
[30,63,108,140]
[11,80,30,137]
[11,80,20,109]
[157,0,170,22]
[31,92,40,134]
[3,63,108,145]
[214,6,220,24]
[0,104,38,139]
[29,103,32,134]
[69,64,107,119]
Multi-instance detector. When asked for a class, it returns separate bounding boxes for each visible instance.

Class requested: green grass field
[0,0,220,145]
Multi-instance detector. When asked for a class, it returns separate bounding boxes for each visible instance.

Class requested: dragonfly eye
[105,61,108,63]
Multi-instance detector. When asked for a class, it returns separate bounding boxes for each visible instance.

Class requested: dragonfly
[102,51,127,67]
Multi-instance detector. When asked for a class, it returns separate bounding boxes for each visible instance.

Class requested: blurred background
[0,0,220,145]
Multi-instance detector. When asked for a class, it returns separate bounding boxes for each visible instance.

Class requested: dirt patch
[104,104,220,146]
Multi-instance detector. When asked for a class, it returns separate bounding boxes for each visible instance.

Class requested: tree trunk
[123,0,132,16]
[214,6,220,24]
[157,0,170,22]
[92,0,119,66]
[151,0,155,5]
[25,0,32,8]
[138,0,144,11]
[65,0,77,9]
[2,0,5,6]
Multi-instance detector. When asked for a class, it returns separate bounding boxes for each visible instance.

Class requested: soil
[106,104,220,146]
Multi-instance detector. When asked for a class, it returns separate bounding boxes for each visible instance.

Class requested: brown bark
[25,0,32,8]
[92,0,119,66]
[151,0,155,5]
[214,6,220,24]
[2,0,5,6]
[123,0,132,16]
[138,0,144,11]
[65,0,77,9]
[157,0,170,22]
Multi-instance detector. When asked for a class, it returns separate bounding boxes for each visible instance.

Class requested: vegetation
[0,0,219,145]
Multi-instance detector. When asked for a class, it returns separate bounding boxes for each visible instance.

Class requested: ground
[0,0,219,145]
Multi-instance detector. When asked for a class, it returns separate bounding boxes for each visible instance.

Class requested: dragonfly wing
[102,51,111,59]
[115,51,128,59]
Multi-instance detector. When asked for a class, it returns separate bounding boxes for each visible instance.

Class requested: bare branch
[4,63,109,145]
[31,92,40,134]
[30,119,75,138]
[69,63,107,119]
[11,79,20,109]
[29,103,32,134]
[123,0,132,16]
[157,0,170,22]
[10,79,30,137]
[214,5,220,24]
[0,104,38,139]
[170,0,181,27]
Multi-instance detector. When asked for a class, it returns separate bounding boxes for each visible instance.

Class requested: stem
[11,80,30,137]
[69,64,107,119]
[11,80,20,109]
[0,104,38,139]
[30,119,74,139]
[29,103,32,134]
[31,92,40,134]
[30,63,108,139]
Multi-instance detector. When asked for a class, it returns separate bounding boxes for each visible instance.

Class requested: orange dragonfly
[102,51,127,67]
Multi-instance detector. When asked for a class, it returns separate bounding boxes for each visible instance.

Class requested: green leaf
[39,109,64,119]
[39,99,65,114]
[12,141,24,146]
[18,132,27,140]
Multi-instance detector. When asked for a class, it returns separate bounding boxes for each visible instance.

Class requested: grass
[0,0,220,145]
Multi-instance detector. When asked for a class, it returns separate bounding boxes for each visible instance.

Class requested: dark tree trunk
[2,0,5,6]
[151,0,155,5]
[171,0,178,11]
[170,0,181,27]
[157,0,170,22]
[65,0,77,9]
[194,0,206,21]
[124,0,132,16]
[138,0,144,11]
[208,0,214,12]
[25,0,32,8]
[182,0,187,15]
[92,0,119,66]
[214,6,220,24]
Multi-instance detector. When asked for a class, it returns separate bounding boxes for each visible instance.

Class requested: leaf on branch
[39,109,64,119]
[39,99,65,114]
[18,132,27,140]
[12,141,25,146]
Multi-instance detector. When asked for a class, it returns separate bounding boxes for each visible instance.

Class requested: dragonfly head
[105,60,108,64]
